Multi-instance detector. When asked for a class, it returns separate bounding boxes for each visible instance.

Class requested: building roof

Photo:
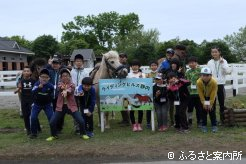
[0,37,34,55]
[70,49,96,61]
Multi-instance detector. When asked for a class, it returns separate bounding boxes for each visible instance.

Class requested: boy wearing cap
[30,68,54,139]
[185,56,202,127]
[77,77,96,138]
[197,67,218,133]
[46,69,89,141]
[153,73,169,131]
[158,48,175,76]
[47,57,66,132]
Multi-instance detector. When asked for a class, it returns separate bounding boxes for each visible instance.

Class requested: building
[0,38,34,71]
[70,49,96,68]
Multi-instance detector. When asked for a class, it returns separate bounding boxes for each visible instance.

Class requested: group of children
[15,54,96,141]
[15,45,229,140]
[126,45,229,133]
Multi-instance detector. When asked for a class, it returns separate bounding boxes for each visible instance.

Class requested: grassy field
[0,95,245,161]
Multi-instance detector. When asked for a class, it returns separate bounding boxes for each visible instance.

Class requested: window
[20,62,24,70]
[2,62,8,70]
[12,62,17,70]
[2,57,6,61]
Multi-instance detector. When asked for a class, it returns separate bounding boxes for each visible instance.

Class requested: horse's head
[103,51,128,78]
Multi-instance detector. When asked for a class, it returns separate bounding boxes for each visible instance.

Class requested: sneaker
[132,124,138,132]
[212,126,218,133]
[201,126,208,133]
[146,123,151,129]
[137,124,143,131]
[87,131,94,138]
[46,136,58,141]
[29,134,37,139]
[158,126,164,132]
[182,129,190,134]
[81,135,90,140]
[162,126,168,131]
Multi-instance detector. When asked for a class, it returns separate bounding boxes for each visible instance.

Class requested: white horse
[90,51,128,129]
[105,95,120,105]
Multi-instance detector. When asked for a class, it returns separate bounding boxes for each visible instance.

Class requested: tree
[32,35,59,59]
[200,40,237,64]
[59,38,89,55]
[62,12,143,51]
[134,44,157,65]
[115,28,160,61]
[224,26,246,62]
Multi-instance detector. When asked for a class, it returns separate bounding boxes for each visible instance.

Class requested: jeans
[30,103,53,135]
[175,99,189,130]
[201,101,217,126]
[50,105,86,136]
[217,85,226,123]
[187,95,202,124]
[155,102,169,128]
[130,110,143,124]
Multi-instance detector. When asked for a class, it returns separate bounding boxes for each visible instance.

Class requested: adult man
[172,45,187,73]
[158,48,175,77]
[118,53,130,125]
[47,57,66,132]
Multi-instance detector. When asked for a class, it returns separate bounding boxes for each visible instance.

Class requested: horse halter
[104,58,127,78]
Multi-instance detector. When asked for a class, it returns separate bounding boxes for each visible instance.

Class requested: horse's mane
[103,51,119,60]
[30,58,47,72]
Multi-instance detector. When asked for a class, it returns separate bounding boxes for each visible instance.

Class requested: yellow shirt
[197,77,218,106]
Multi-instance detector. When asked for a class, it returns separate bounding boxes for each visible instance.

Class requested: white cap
[201,67,212,74]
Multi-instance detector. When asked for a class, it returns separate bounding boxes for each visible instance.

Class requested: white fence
[1,64,246,96]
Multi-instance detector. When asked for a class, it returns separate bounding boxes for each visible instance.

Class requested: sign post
[99,78,154,132]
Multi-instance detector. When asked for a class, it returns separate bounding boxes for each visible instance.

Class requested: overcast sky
[1,0,245,43]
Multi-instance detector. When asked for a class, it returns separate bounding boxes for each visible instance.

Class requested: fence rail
[1,64,246,96]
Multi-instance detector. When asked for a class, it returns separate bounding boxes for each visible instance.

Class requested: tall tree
[224,26,246,62]
[134,44,157,65]
[32,35,58,59]
[62,12,143,51]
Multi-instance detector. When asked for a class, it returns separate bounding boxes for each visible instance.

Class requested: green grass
[0,95,246,160]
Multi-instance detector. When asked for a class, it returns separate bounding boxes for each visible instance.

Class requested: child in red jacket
[46,68,89,141]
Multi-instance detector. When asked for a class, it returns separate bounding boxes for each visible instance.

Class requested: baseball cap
[52,58,61,64]
[166,48,174,54]
[60,68,71,76]
[201,67,212,75]
[155,74,163,80]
